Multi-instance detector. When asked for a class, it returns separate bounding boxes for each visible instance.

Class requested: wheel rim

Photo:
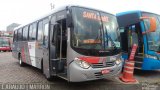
[19,57,22,65]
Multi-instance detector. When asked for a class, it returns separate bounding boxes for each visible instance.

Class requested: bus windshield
[142,12,160,52]
[71,7,120,53]
[0,38,9,47]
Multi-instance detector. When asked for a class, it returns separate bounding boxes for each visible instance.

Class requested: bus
[0,37,11,52]
[12,5,122,82]
[117,11,160,70]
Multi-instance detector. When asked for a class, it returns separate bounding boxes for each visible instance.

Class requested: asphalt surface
[0,52,159,90]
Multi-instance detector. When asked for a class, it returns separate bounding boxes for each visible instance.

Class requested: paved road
[0,52,159,90]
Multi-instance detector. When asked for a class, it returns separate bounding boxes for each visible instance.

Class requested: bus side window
[17,29,19,41]
[51,15,56,44]
[29,23,37,41]
[32,23,37,40]
[52,24,60,44]
[29,24,33,41]
[18,29,23,41]
[43,18,49,47]
[13,31,17,42]
[23,26,29,41]
[37,21,43,44]
[22,28,25,41]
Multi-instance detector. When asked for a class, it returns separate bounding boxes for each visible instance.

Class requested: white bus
[12,5,123,82]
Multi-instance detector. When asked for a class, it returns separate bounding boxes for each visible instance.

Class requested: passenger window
[23,26,29,41]
[32,23,37,40]
[43,18,49,46]
[18,29,23,41]
[13,31,17,42]
[29,23,37,41]
[52,24,60,44]
[38,21,43,41]
[29,25,33,40]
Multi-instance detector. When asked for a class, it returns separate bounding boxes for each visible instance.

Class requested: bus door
[127,24,144,69]
[12,30,19,59]
[50,19,67,77]
[127,24,144,54]
[42,18,51,79]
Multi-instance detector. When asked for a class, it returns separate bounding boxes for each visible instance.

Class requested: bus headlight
[115,59,122,65]
[74,58,91,69]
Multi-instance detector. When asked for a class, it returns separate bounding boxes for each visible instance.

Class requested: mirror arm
[142,30,150,35]
[140,17,151,20]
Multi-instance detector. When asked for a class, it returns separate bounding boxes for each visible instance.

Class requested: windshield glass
[0,38,9,47]
[142,12,160,52]
[102,12,120,50]
[71,7,120,52]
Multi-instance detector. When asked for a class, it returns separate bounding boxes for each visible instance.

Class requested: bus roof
[116,10,160,17]
[116,10,160,27]
[14,5,115,31]
[116,10,141,16]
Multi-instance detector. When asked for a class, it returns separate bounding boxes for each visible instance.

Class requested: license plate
[101,69,110,74]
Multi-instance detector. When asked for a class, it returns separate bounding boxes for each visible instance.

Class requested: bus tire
[41,60,43,73]
[19,54,25,67]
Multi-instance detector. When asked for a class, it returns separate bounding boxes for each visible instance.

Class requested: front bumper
[0,47,11,51]
[69,61,123,82]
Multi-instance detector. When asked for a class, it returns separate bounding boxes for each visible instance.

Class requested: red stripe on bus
[27,43,32,65]
[21,47,26,63]
[79,57,100,64]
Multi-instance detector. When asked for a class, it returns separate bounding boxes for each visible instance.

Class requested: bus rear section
[12,5,123,82]
[117,11,160,70]
[0,37,11,52]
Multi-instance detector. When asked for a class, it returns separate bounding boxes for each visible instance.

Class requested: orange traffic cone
[118,44,138,84]
[119,60,137,83]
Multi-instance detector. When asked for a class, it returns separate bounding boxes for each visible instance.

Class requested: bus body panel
[12,42,18,59]
[35,42,44,69]
[142,58,160,70]
[28,42,36,67]
[67,47,122,82]
[12,41,43,69]
[121,53,160,70]
[69,60,122,82]
[66,30,122,81]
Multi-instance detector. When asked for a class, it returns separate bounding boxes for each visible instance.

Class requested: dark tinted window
[43,18,49,45]
[29,24,33,40]
[142,12,160,52]
[13,30,17,42]
[32,23,37,40]
[38,21,43,41]
[29,23,37,41]
[23,26,29,41]
[18,29,23,41]
[117,13,140,27]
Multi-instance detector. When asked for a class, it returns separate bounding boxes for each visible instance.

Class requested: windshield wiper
[105,27,117,50]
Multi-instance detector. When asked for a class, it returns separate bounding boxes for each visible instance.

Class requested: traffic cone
[119,60,137,83]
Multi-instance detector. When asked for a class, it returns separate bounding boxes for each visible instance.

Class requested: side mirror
[140,17,157,34]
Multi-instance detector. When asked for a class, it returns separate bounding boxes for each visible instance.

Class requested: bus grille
[94,72,103,78]
[106,62,115,67]
[92,63,104,68]
[92,62,115,68]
